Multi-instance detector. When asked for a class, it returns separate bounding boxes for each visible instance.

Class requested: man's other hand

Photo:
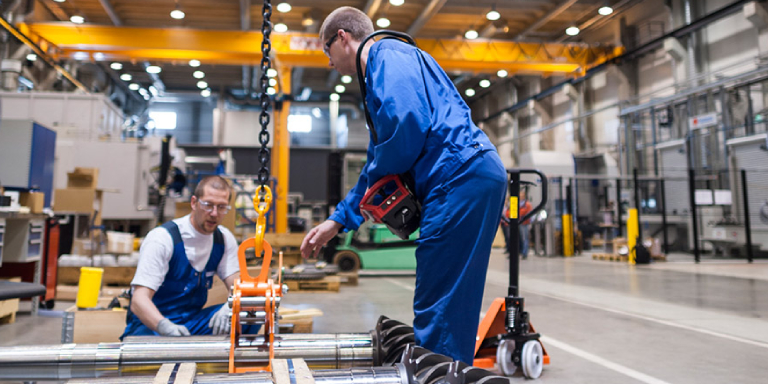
[157,318,191,337]
[300,220,343,259]
[208,304,232,335]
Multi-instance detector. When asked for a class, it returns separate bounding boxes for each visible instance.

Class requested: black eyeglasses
[324,30,349,56]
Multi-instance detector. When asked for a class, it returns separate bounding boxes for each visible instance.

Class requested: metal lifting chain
[258,0,272,186]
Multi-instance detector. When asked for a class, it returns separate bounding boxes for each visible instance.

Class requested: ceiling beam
[514,0,578,40]
[23,23,624,76]
[363,0,383,18]
[407,0,448,37]
[39,0,68,22]
[97,0,123,26]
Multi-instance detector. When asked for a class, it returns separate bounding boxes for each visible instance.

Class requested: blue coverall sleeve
[328,144,374,231]
[364,47,431,187]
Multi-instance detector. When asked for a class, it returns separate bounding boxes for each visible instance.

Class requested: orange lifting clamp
[228,185,284,373]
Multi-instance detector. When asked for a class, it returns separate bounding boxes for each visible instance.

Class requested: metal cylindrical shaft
[66,366,405,384]
[229,296,282,310]
[0,333,374,381]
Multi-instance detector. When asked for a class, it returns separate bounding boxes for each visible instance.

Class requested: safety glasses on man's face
[198,200,231,214]
[323,29,349,56]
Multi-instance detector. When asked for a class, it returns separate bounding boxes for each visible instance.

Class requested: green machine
[328,222,418,272]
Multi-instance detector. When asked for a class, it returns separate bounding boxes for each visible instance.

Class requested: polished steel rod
[66,366,406,384]
[0,333,374,381]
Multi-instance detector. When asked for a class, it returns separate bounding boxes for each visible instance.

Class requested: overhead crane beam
[21,23,624,76]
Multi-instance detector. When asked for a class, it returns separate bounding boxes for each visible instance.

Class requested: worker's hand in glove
[208,304,231,335]
[157,318,191,337]
[301,220,343,259]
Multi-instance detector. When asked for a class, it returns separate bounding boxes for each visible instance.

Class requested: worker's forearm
[131,296,165,331]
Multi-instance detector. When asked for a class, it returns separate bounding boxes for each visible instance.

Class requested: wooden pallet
[338,271,358,286]
[58,266,136,286]
[592,253,628,262]
[285,276,340,292]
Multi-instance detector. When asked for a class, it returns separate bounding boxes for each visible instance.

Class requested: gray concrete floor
[3,248,768,383]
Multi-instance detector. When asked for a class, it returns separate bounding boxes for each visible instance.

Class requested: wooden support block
[153,363,177,384]
[338,271,358,286]
[272,359,291,384]
[58,266,137,286]
[291,358,316,384]
[264,233,307,248]
[173,363,197,384]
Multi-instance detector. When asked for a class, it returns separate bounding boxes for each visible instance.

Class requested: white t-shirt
[131,214,240,291]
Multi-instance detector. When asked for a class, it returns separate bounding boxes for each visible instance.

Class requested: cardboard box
[70,238,102,256]
[66,297,128,343]
[19,191,45,213]
[106,231,135,254]
[67,167,99,189]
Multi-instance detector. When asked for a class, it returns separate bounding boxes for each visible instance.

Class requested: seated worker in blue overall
[300,7,507,364]
[122,176,250,338]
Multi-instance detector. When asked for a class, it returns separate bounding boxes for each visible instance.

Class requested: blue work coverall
[329,38,507,364]
[122,222,256,338]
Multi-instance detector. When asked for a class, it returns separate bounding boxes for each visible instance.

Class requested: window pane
[149,111,177,130]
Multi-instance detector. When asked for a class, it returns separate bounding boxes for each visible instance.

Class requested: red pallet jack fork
[473,169,550,379]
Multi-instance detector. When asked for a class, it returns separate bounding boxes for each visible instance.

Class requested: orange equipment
[228,185,284,373]
[473,169,550,379]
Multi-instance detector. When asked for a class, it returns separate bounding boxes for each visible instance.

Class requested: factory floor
[2,248,768,383]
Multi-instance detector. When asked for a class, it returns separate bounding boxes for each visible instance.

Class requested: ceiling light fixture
[479,79,491,88]
[274,23,288,33]
[170,9,185,19]
[53,0,65,2]
[70,15,85,24]
[267,87,276,95]
[376,17,390,28]
[189,59,201,67]
[335,84,346,93]
[390,0,405,6]
[565,26,580,36]
[330,93,340,101]
[267,68,278,77]
[465,30,479,39]
[149,86,158,96]
[302,14,315,27]
[341,75,352,84]
[26,54,37,61]
[193,70,205,79]
[465,88,476,97]
[201,89,211,97]
[598,5,613,16]
[120,73,132,81]
[486,5,500,21]
[146,65,162,74]
[110,62,122,70]
[129,83,140,91]
[497,69,508,78]
[197,80,208,89]
[269,78,277,87]
[276,2,291,13]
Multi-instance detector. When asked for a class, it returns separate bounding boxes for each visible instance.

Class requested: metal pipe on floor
[66,366,406,384]
[0,333,375,381]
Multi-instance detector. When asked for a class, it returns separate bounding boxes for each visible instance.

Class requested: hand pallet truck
[474,169,550,379]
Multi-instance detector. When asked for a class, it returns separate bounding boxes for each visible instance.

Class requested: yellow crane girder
[21,23,623,76]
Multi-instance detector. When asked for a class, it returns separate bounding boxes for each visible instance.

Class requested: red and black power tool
[359,174,421,240]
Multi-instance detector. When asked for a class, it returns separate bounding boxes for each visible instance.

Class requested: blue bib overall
[121,221,225,338]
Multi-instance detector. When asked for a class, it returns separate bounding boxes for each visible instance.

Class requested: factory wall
[470,0,768,172]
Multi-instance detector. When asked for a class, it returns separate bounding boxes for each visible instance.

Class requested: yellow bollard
[627,209,638,265]
[76,267,103,308]
[562,214,573,257]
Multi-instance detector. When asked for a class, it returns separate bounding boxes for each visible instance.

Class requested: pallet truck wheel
[333,250,361,272]
[496,339,517,376]
[521,340,543,379]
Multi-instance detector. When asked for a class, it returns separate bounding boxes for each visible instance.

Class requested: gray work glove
[157,318,191,337]
[208,304,232,335]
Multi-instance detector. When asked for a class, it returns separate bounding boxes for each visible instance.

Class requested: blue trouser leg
[520,224,530,258]
[413,151,507,364]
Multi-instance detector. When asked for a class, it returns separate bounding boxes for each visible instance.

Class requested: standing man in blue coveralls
[122,176,250,338]
[300,7,507,364]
